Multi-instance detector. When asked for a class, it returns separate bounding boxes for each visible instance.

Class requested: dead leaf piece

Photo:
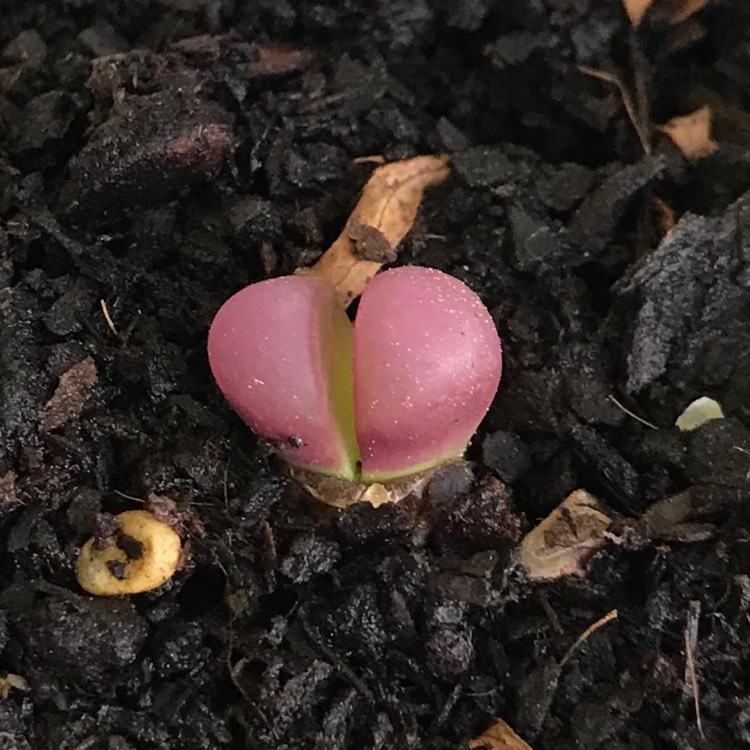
[0,674,30,700]
[42,356,97,432]
[652,196,677,239]
[0,471,17,509]
[289,464,433,509]
[622,0,655,26]
[301,155,450,307]
[660,0,710,24]
[520,489,612,580]
[241,45,313,78]
[578,66,651,154]
[625,0,708,26]
[658,106,718,161]
[469,719,534,750]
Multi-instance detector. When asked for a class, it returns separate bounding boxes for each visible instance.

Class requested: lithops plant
[208,266,502,503]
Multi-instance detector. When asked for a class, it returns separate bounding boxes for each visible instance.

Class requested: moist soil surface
[2,2,750,749]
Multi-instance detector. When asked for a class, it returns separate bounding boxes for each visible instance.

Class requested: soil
[1,2,750,749]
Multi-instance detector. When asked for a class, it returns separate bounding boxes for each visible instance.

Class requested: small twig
[684,600,705,738]
[229,656,270,726]
[100,299,118,336]
[560,609,619,668]
[299,608,374,701]
[539,592,564,635]
[430,682,463,734]
[113,490,144,503]
[353,155,386,165]
[608,394,659,430]
[222,456,231,509]
[70,737,99,750]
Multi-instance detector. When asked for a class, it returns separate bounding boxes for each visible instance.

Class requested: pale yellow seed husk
[76,510,182,596]
[675,396,724,432]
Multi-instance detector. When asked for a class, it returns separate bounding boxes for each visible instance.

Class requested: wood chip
[658,106,718,161]
[42,356,97,432]
[520,490,612,580]
[469,719,533,750]
[300,154,450,308]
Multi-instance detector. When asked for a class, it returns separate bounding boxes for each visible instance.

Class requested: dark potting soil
[1,1,750,748]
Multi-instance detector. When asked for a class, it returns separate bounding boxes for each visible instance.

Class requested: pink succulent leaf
[353,266,502,481]
[207,276,359,478]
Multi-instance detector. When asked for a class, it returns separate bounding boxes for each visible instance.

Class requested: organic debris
[469,718,534,750]
[675,396,725,431]
[622,0,655,27]
[41,356,97,433]
[658,106,718,161]
[0,673,29,700]
[76,509,183,595]
[300,155,450,307]
[622,0,711,26]
[520,490,612,580]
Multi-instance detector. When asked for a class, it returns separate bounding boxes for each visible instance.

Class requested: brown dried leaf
[658,106,718,161]
[42,356,97,432]
[301,154,450,307]
[622,0,655,26]
[520,489,612,580]
[469,719,534,750]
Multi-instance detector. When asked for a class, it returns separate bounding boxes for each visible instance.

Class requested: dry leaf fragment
[301,154,450,307]
[520,489,612,580]
[0,673,30,700]
[624,0,709,26]
[622,0,655,26]
[469,719,534,750]
[652,196,676,238]
[241,45,313,78]
[658,106,718,161]
[578,66,651,154]
[659,0,710,24]
[42,356,98,433]
[0,470,18,510]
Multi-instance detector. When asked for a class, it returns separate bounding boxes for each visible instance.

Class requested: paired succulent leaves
[208,266,502,484]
